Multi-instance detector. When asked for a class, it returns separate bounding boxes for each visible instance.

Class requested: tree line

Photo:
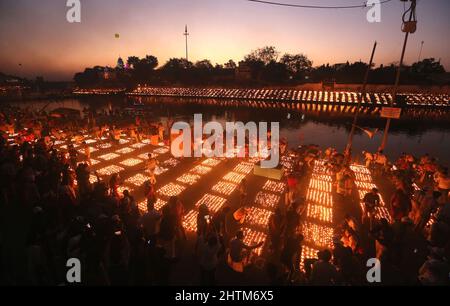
[73,46,448,88]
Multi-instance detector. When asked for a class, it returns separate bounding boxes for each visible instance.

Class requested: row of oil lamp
[306,204,333,223]
[254,191,281,210]
[182,161,253,232]
[245,207,273,228]
[138,198,168,213]
[212,181,238,196]
[309,178,332,193]
[223,171,246,184]
[262,180,286,194]
[233,162,254,175]
[300,160,336,270]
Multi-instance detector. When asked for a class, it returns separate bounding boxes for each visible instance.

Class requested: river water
[8,96,450,166]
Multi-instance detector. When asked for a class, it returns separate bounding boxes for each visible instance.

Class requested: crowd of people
[0,104,449,286]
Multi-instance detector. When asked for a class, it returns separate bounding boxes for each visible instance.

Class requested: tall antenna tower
[183,25,189,62]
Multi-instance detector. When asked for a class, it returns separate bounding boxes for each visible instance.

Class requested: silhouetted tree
[245,46,279,65]
[280,53,313,80]
[134,55,159,82]
[194,60,214,70]
[411,58,445,74]
[262,61,289,83]
[224,60,237,69]
[127,56,140,69]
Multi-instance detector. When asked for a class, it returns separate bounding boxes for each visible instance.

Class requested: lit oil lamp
[211,181,238,196]
[97,165,124,176]
[98,153,120,161]
[120,158,144,167]
[157,183,186,197]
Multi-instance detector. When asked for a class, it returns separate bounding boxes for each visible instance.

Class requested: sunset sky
[0,0,449,81]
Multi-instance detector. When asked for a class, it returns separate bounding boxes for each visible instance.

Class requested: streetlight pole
[379,0,416,151]
[345,41,377,155]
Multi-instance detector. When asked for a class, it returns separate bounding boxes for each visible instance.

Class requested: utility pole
[183,25,189,62]
[418,40,424,62]
[379,0,417,151]
[345,41,377,155]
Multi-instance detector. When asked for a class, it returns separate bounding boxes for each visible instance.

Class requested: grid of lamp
[211,181,238,196]
[262,180,286,194]
[201,158,222,167]
[254,191,280,210]
[153,147,169,154]
[125,173,148,186]
[77,146,98,154]
[300,246,320,271]
[195,193,227,213]
[242,228,266,256]
[245,207,273,228]
[350,165,371,175]
[233,162,254,174]
[306,189,333,207]
[311,173,333,182]
[162,158,180,168]
[138,198,168,212]
[354,181,377,190]
[97,165,124,176]
[306,204,333,223]
[309,179,332,193]
[98,153,120,161]
[98,143,112,149]
[301,222,334,249]
[120,158,143,167]
[157,183,186,197]
[116,147,135,154]
[191,165,213,175]
[138,153,159,159]
[130,143,147,149]
[223,171,246,184]
[182,210,199,232]
[176,173,201,186]
[354,172,372,182]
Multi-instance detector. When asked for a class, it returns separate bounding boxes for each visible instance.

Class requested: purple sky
[0,0,449,81]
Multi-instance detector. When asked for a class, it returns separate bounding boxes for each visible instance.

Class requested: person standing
[310,249,339,285]
[140,198,162,245]
[198,234,221,285]
[82,141,91,166]
[362,188,381,230]
[238,179,248,207]
[147,153,158,185]
[434,169,449,203]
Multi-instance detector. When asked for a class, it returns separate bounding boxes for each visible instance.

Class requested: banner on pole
[381,107,401,119]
